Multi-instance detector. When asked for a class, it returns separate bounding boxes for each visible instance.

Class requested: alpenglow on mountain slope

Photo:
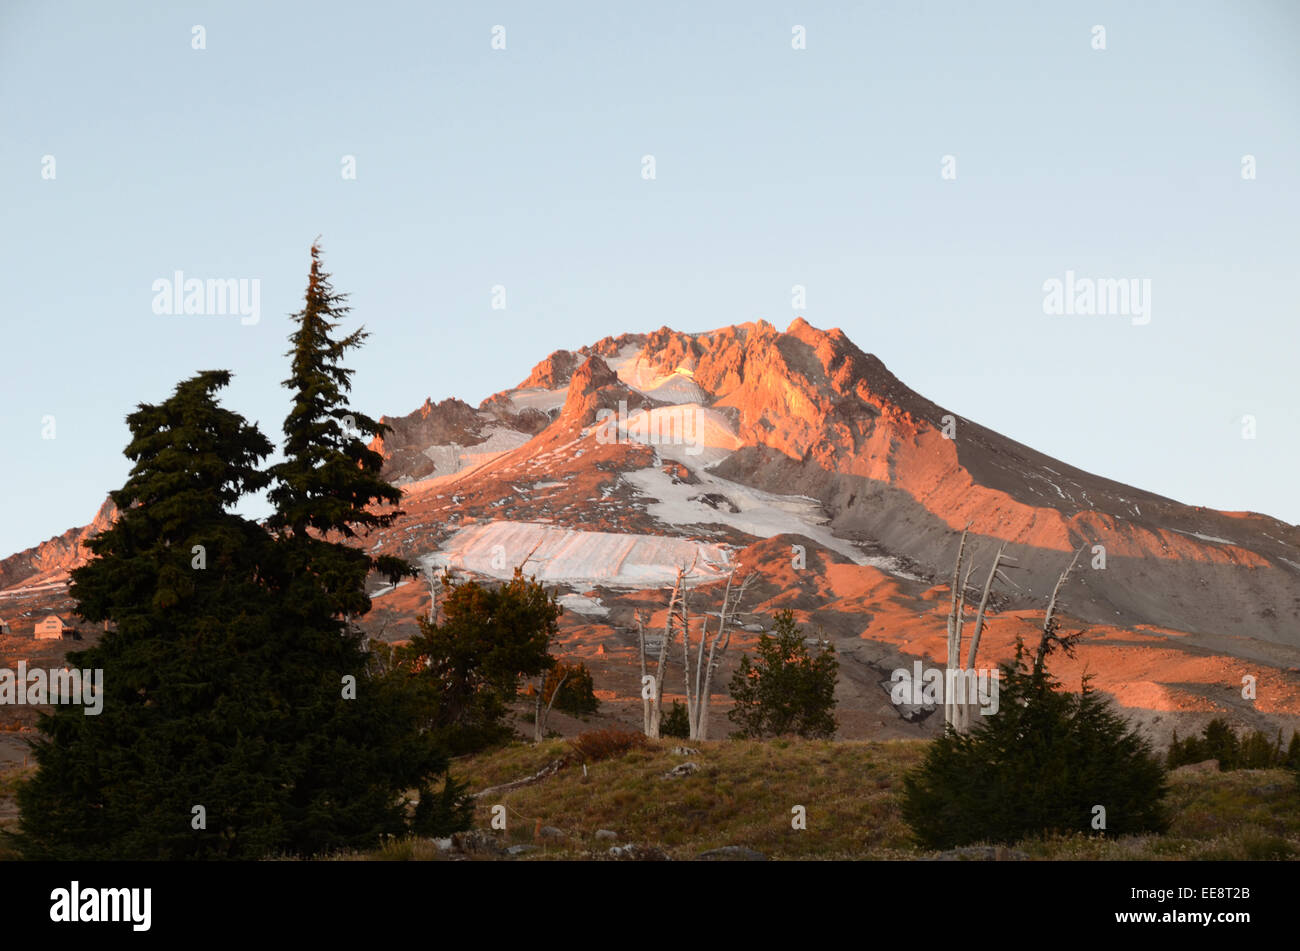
[367,319,1299,635]
[3,318,1299,739]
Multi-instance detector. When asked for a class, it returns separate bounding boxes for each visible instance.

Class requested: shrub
[727,610,838,739]
[660,700,691,738]
[543,661,599,716]
[1168,719,1293,771]
[406,568,560,755]
[567,728,648,764]
[901,639,1169,849]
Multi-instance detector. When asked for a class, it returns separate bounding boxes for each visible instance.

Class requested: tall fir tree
[260,241,466,851]
[13,372,296,858]
[266,240,411,615]
[14,244,476,858]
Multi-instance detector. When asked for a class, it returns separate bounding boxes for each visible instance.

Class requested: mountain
[5,319,1299,739]
[0,499,116,594]
[369,318,1299,639]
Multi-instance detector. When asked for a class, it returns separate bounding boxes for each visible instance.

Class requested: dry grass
[2,736,1297,860]
[446,737,925,859]
[382,737,1300,861]
[566,728,648,764]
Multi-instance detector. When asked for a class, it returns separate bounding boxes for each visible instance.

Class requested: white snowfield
[422,520,733,587]
[497,345,709,419]
[623,465,915,577]
[590,402,742,467]
[501,387,568,415]
[556,593,610,616]
[611,345,711,404]
[397,426,537,488]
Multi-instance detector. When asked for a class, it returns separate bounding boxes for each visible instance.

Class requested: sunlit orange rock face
[0,498,117,592]
[4,319,1298,741]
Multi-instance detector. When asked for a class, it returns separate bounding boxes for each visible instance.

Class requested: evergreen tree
[1284,731,1300,771]
[1202,718,1241,770]
[660,700,691,739]
[901,639,1169,849]
[727,610,838,739]
[1239,729,1278,769]
[14,372,293,858]
[266,240,412,616]
[406,569,559,755]
[1167,729,1208,769]
[542,661,600,717]
[14,242,478,857]
[259,242,466,852]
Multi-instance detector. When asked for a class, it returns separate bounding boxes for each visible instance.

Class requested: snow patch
[419,427,533,479]
[506,387,567,414]
[557,593,610,617]
[601,403,742,466]
[1171,529,1233,546]
[622,466,913,577]
[611,347,710,404]
[422,520,732,587]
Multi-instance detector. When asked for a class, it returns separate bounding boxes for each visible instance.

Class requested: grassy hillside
[2,734,1297,860]
[358,736,1300,861]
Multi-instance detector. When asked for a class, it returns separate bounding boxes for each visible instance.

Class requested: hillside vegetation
[3,735,1296,861]
[358,737,1300,861]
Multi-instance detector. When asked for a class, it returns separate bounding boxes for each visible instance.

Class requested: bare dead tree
[693,570,753,740]
[680,579,700,739]
[1034,544,1087,673]
[953,543,1011,733]
[944,526,972,730]
[636,609,652,735]
[646,563,691,738]
[424,564,448,624]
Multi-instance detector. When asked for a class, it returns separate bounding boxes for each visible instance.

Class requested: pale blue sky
[2,0,1297,555]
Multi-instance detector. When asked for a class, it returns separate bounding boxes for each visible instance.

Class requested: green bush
[660,700,691,738]
[901,639,1169,849]
[1168,719,1293,771]
[727,610,838,739]
[543,661,600,716]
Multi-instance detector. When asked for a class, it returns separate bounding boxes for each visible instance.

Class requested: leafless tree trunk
[647,566,688,738]
[534,670,569,742]
[680,580,697,739]
[955,544,1009,733]
[424,565,446,624]
[695,571,752,740]
[944,526,971,730]
[1035,545,1086,672]
[636,611,651,735]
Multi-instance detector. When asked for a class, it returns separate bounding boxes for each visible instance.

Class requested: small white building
[34,615,66,640]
